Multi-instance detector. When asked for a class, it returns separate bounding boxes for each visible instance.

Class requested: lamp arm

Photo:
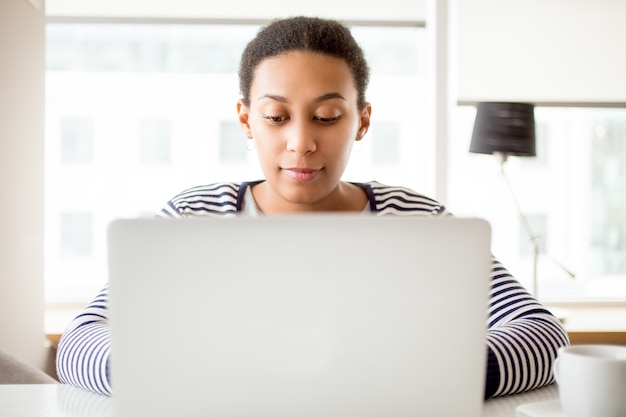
[497,154,541,296]
[543,253,576,279]
[497,153,541,250]
[497,154,576,297]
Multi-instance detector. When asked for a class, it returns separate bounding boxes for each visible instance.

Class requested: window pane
[220,120,247,163]
[61,117,93,164]
[591,114,626,276]
[140,119,171,165]
[45,22,427,303]
[371,122,400,165]
[61,212,93,257]
[47,24,250,73]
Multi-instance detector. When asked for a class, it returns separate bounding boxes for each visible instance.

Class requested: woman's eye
[314,115,342,123]
[263,115,288,123]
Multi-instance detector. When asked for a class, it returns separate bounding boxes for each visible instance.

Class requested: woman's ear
[357,103,372,141]
[237,100,253,138]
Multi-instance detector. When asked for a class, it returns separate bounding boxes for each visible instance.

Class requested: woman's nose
[285,122,317,155]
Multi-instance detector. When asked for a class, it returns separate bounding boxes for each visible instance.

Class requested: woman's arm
[56,285,112,396]
[484,258,569,398]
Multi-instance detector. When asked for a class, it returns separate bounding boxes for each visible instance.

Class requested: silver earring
[245,138,256,151]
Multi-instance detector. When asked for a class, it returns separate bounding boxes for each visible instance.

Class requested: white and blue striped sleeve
[484,258,570,397]
[56,285,112,396]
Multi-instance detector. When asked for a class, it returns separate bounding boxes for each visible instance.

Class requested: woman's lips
[282,168,321,182]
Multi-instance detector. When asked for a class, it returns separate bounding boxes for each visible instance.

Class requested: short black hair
[239,16,370,109]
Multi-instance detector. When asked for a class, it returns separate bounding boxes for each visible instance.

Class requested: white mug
[554,344,626,417]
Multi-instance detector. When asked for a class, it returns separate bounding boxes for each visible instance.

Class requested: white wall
[456,0,626,103]
[0,0,49,373]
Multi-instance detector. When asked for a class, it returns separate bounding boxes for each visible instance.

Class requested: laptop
[108,215,491,417]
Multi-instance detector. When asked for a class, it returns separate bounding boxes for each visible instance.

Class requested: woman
[56,16,569,398]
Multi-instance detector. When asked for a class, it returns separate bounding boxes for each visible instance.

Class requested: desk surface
[0,383,560,417]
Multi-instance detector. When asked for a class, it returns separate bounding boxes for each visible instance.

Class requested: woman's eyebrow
[258,94,287,103]
[314,92,346,103]
[257,92,346,103]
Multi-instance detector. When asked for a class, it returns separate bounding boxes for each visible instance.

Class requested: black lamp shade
[469,102,536,157]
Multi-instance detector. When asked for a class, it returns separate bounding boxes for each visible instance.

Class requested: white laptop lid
[108,215,491,417]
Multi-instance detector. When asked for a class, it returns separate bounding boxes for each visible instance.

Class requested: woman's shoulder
[161,181,249,217]
[362,181,448,216]
[172,182,243,199]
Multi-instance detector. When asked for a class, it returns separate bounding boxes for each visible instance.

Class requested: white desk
[0,383,559,417]
[484,384,559,416]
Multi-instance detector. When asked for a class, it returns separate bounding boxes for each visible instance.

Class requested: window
[45,22,427,304]
[60,118,93,164]
[449,106,626,301]
[139,119,172,165]
[220,120,248,163]
[371,122,400,165]
[60,212,93,257]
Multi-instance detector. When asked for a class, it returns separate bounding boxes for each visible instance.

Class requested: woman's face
[237,51,371,212]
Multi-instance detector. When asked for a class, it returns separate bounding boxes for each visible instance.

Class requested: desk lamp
[469,102,574,297]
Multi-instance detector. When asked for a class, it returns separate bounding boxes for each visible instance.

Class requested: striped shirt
[56,181,569,398]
